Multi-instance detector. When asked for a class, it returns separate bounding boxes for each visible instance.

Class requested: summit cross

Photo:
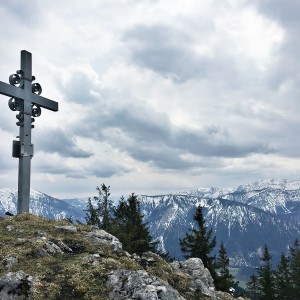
[0,50,58,214]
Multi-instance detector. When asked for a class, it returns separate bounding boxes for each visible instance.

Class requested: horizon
[1,177,299,200]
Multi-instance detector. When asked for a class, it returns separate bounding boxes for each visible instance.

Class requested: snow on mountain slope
[1,179,300,278]
[221,179,300,215]
[0,188,86,222]
[138,179,300,271]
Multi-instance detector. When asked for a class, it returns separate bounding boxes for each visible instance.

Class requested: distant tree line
[247,241,300,300]
[84,184,238,294]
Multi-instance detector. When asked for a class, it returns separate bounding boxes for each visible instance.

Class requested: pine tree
[289,239,300,299]
[84,197,101,227]
[215,242,236,292]
[111,193,156,255]
[179,205,217,280]
[274,254,292,300]
[247,274,259,300]
[257,245,275,300]
[84,184,114,230]
[95,184,114,230]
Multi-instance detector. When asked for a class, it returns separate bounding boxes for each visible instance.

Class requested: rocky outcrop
[0,271,34,300]
[107,269,185,300]
[87,229,123,253]
[0,214,247,300]
[171,258,215,296]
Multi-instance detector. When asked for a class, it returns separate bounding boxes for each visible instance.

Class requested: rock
[54,225,77,232]
[0,270,34,300]
[34,241,63,258]
[55,240,73,253]
[214,291,238,299]
[16,238,28,244]
[2,257,18,269]
[6,225,14,231]
[132,252,160,269]
[87,229,122,253]
[82,254,101,266]
[37,230,47,237]
[171,258,215,296]
[107,269,185,300]
[124,251,131,257]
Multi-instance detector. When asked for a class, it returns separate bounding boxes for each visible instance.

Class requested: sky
[0,0,300,199]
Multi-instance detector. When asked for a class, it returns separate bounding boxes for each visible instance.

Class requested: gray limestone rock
[2,257,18,270]
[171,258,215,296]
[87,229,123,253]
[0,270,34,300]
[34,241,64,258]
[82,254,101,266]
[107,269,185,300]
[54,225,77,232]
[6,225,14,232]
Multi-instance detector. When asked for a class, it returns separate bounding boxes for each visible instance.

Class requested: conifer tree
[179,205,217,280]
[247,274,259,300]
[84,184,114,230]
[215,242,236,292]
[248,241,300,299]
[84,197,101,227]
[111,193,156,255]
[289,239,300,299]
[257,245,275,300]
[95,184,114,230]
[274,254,292,300]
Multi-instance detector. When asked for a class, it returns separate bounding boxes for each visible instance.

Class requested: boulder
[0,270,34,300]
[171,258,215,296]
[2,257,18,270]
[87,229,123,253]
[34,241,64,258]
[107,269,185,300]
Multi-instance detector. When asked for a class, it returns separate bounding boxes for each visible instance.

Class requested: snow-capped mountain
[0,188,86,222]
[1,179,300,281]
[138,179,300,277]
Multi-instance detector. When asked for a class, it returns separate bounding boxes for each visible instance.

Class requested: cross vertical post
[18,51,33,213]
[0,50,59,214]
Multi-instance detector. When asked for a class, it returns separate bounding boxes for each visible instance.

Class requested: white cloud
[0,0,299,198]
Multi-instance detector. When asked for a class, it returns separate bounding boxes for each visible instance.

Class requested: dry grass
[0,213,227,300]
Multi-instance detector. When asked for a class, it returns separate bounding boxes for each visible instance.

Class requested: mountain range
[0,187,86,222]
[1,179,300,281]
[139,179,300,280]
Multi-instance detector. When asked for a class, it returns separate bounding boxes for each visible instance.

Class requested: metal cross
[0,50,58,214]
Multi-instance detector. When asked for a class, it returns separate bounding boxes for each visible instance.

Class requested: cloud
[0,0,41,27]
[33,151,133,180]
[35,128,92,158]
[0,0,300,198]
[67,87,276,171]
[124,24,202,82]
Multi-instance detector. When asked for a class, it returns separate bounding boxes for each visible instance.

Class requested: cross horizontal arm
[0,81,58,111]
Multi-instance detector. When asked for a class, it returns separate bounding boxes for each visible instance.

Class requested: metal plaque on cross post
[0,50,59,214]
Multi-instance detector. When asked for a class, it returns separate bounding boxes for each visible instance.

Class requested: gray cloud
[71,94,276,171]
[35,128,92,158]
[254,1,300,87]
[0,0,41,27]
[90,164,133,178]
[123,23,265,95]
[33,154,132,180]
[1,1,300,197]
[124,24,204,82]
[62,72,96,104]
